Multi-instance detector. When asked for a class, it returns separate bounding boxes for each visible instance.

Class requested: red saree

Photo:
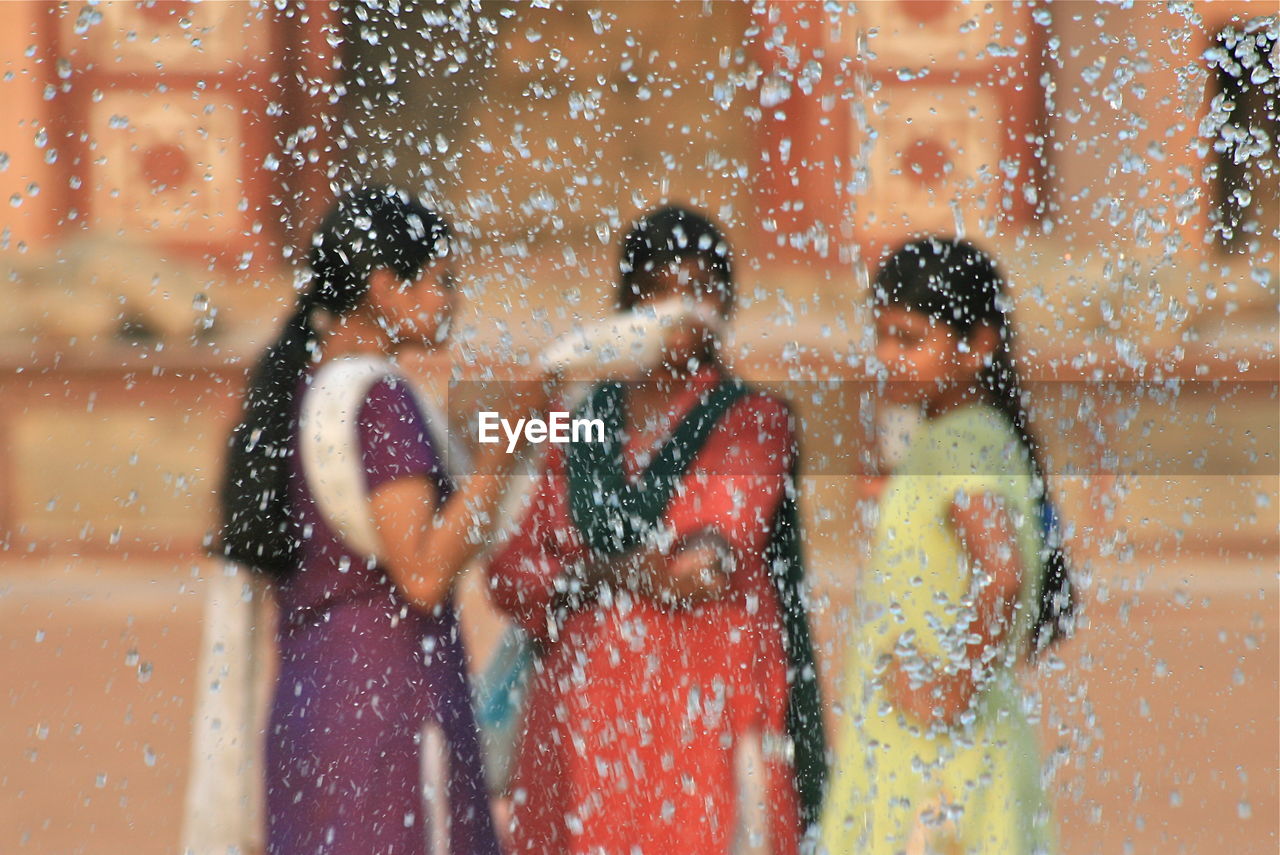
[487,366,802,855]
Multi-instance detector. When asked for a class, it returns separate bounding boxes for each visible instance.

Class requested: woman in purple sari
[219,187,543,854]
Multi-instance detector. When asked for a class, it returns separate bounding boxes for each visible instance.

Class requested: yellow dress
[819,403,1057,855]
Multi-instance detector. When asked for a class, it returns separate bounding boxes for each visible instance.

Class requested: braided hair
[216,186,451,578]
[874,236,1074,655]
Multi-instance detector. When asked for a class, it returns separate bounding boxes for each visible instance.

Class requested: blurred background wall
[0,2,1275,853]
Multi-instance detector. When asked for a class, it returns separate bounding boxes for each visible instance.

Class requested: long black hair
[216,186,451,578]
[873,236,1073,656]
[619,204,734,316]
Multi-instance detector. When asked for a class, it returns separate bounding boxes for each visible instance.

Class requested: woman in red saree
[487,206,824,855]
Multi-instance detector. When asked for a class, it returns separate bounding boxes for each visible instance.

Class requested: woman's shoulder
[928,403,1030,476]
[724,384,795,436]
[937,401,1009,436]
[357,372,447,489]
[701,383,796,473]
[359,373,428,426]
[355,373,435,456]
[301,358,422,428]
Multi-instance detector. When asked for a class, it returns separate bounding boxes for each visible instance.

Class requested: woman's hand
[473,370,559,468]
[886,654,971,728]
[645,530,733,606]
[859,474,890,502]
[573,546,663,597]
[574,530,733,608]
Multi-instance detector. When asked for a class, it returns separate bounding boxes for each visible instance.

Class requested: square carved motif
[59,1,270,73]
[88,90,247,240]
[855,85,1005,240]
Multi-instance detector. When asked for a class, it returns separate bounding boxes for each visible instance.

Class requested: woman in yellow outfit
[819,238,1072,855]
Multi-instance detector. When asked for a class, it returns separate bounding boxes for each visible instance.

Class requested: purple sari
[266,375,500,855]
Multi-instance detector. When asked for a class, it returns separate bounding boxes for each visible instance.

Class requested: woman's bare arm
[576,530,734,607]
[370,382,552,613]
[889,491,1024,726]
[369,460,513,612]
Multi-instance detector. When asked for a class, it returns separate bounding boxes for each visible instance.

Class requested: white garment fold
[179,562,270,855]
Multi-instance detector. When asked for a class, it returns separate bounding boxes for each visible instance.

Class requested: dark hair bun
[619,205,733,311]
[307,186,451,316]
[873,236,1004,333]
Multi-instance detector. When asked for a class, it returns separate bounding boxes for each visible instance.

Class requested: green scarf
[565,378,828,829]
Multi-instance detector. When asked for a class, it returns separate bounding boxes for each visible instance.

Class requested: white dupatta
[180,356,466,855]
